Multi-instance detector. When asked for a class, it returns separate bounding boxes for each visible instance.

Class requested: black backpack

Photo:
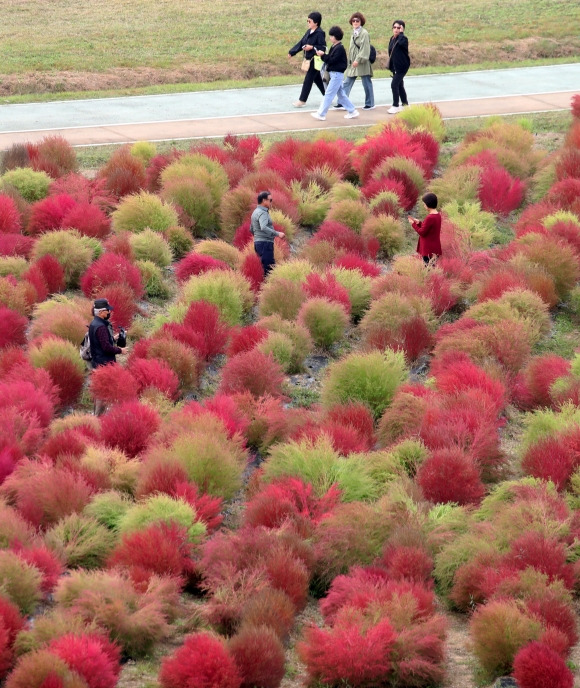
[369,45,376,64]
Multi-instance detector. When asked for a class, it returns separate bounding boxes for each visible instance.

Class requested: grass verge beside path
[1,56,579,106]
[0,0,578,97]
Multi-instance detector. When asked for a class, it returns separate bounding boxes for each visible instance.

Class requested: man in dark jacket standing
[387,20,410,113]
[250,191,285,275]
[89,298,125,415]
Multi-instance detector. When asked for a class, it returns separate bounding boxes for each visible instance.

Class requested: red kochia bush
[521,433,579,491]
[333,253,381,277]
[107,522,195,586]
[32,255,65,294]
[159,632,242,688]
[311,220,366,256]
[526,597,578,652]
[505,532,575,589]
[182,300,230,361]
[80,253,144,299]
[100,401,161,457]
[516,355,570,409]
[22,264,49,303]
[26,194,77,235]
[41,357,85,408]
[298,619,396,687]
[95,283,138,330]
[478,166,525,215]
[49,633,121,688]
[0,380,54,428]
[303,272,351,314]
[61,202,111,239]
[219,350,285,398]
[98,146,146,198]
[175,252,230,283]
[13,544,64,594]
[0,195,21,234]
[0,595,25,648]
[380,545,434,585]
[325,403,375,449]
[90,364,138,405]
[229,625,285,688]
[417,448,485,505]
[0,308,27,349]
[0,234,34,258]
[244,478,340,533]
[512,642,573,688]
[128,358,180,400]
[240,252,264,293]
[227,326,268,357]
[233,222,253,250]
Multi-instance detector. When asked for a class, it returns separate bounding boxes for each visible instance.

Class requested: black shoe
[333,104,344,109]
[362,105,376,110]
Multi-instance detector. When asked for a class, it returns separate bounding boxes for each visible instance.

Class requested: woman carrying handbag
[387,19,410,113]
[341,12,375,110]
[288,11,326,107]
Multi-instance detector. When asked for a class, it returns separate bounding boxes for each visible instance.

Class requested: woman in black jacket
[387,19,410,113]
[288,11,326,107]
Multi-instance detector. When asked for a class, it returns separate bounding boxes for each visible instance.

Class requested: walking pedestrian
[338,12,375,110]
[288,11,326,108]
[311,26,359,121]
[408,193,442,265]
[250,191,286,275]
[387,19,410,113]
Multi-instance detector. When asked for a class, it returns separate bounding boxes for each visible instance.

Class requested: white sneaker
[311,112,326,121]
[293,101,307,108]
[387,106,402,114]
[344,110,360,119]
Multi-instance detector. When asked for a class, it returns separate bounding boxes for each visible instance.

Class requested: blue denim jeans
[317,71,356,117]
[343,74,375,108]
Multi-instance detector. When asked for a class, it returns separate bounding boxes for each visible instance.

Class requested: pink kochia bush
[159,632,242,688]
[0,308,28,349]
[219,350,285,398]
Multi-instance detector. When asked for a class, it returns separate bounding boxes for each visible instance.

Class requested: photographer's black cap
[94,298,114,311]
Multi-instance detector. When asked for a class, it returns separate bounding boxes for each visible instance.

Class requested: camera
[117,327,127,348]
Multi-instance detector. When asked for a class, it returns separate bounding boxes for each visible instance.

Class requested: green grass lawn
[1,0,578,81]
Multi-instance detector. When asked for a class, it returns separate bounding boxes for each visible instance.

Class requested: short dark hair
[257,190,271,204]
[349,12,366,26]
[329,25,343,40]
[308,11,322,26]
[393,19,405,29]
[422,192,438,209]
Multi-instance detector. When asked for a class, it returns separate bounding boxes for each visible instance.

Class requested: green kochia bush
[180,270,253,326]
[44,513,117,569]
[111,191,179,234]
[261,436,382,502]
[322,349,408,420]
[118,494,206,544]
[31,229,97,288]
[0,168,51,202]
[129,229,173,267]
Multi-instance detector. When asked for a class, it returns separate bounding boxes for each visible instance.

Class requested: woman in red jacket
[408,192,442,265]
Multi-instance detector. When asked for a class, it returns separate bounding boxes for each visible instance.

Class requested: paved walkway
[0,63,578,149]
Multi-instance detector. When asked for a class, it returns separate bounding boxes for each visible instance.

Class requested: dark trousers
[299,60,326,102]
[254,241,275,275]
[391,71,408,106]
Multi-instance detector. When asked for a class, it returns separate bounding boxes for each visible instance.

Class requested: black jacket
[289,26,326,61]
[388,33,410,73]
[88,315,119,368]
[320,42,347,73]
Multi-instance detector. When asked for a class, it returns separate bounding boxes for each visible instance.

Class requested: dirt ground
[0,36,578,97]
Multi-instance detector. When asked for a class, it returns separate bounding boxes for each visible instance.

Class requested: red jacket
[412,212,442,257]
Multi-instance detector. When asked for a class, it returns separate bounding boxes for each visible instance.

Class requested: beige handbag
[301,58,311,72]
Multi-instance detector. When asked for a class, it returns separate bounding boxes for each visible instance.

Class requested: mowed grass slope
[1,0,579,90]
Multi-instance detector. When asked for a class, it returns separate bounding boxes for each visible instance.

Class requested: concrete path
[0,63,578,149]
